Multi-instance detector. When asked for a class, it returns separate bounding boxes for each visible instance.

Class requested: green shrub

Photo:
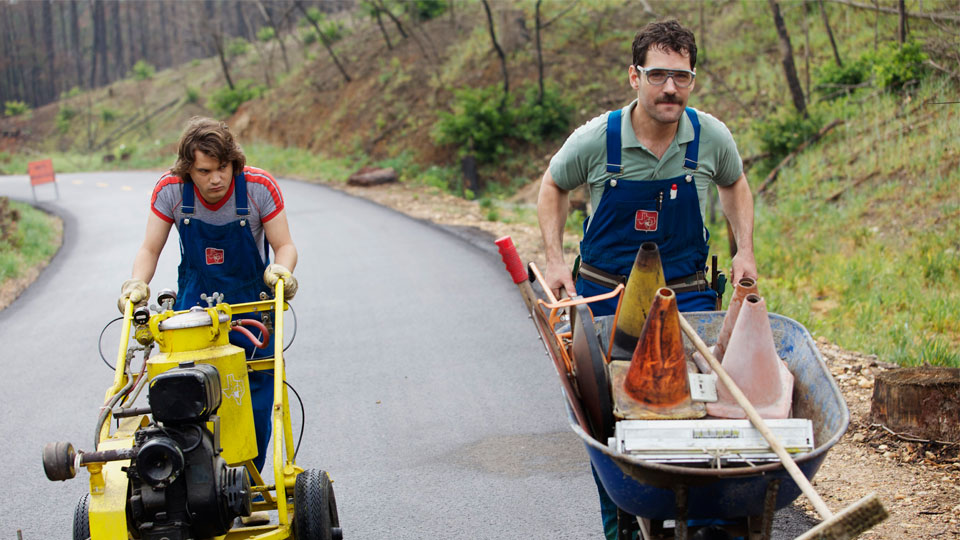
[407,0,446,20]
[185,86,200,104]
[754,107,825,162]
[872,40,928,90]
[3,100,30,117]
[115,144,135,160]
[434,84,572,165]
[190,59,201,67]
[257,26,276,42]
[60,86,81,99]
[227,38,250,59]
[209,80,265,117]
[100,107,118,123]
[55,106,77,133]
[301,29,318,45]
[814,57,872,98]
[131,60,155,81]
[513,85,573,143]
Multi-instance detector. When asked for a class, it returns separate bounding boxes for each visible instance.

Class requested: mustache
[655,96,682,104]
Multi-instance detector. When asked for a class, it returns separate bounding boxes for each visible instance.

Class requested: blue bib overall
[582,109,720,540]
[576,108,716,317]
[175,172,275,472]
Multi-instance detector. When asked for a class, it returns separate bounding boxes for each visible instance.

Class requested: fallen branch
[93,98,179,152]
[925,59,960,83]
[756,119,845,195]
[825,170,880,203]
[870,423,960,446]
[825,0,960,22]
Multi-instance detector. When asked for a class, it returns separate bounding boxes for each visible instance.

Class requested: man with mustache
[537,20,755,540]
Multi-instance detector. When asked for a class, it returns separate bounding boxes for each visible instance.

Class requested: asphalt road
[0,171,816,539]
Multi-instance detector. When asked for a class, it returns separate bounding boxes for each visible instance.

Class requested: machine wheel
[72,493,90,540]
[294,469,341,540]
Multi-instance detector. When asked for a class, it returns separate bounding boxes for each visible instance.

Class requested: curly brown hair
[171,116,246,180]
[632,20,697,69]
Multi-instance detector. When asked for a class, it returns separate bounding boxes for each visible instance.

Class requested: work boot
[240,511,270,527]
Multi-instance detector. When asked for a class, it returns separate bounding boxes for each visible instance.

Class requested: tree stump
[870,367,960,442]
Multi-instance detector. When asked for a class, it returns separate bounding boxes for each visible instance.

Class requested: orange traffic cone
[610,242,665,360]
[609,287,705,419]
[694,277,759,373]
[706,293,794,419]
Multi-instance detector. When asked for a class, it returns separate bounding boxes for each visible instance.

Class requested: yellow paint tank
[147,305,257,465]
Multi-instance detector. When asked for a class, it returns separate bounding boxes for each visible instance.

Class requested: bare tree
[41,0,56,102]
[481,0,508,110]
[768,0,807,116]
[898,0,907,45]
[817,0,843,67]
[295,1,351,83]
[372,0,407,39]
[256,0,292,72]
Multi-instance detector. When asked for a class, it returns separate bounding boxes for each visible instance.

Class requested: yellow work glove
[263,264,298,300]
[118,278,150,314]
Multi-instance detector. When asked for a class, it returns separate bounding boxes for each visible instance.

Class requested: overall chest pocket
[612,193,678,251]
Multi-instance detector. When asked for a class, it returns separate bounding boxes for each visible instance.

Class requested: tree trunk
[70,0,82,88]
[481,0,509,111]
[535,0,543,104]
[767,0,806,116]
[110,0,124,78]
[256,0,291,71]
[897,0,907,45]
[42,0,56,103]
[213,34,235,90]
[375,0,407,39]
[374,8,393,50]
[817,0,843,67]
[870,367,960,442]
[26,2,42,105]
[295,1,351,83]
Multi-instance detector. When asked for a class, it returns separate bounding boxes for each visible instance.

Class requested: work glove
[263,264,298,300]
[118,278,150,314]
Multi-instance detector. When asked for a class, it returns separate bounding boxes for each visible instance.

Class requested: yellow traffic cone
[610,287,705,419]
[610,242,665,360]
[706,294,794,419]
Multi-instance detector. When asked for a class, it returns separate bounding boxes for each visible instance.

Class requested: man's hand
[730,248,758,285]
[263,264,298,300]
[544,259,576,300]
[118,279,150,314]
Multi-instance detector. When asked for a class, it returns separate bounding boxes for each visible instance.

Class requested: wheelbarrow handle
[494,236,538,313]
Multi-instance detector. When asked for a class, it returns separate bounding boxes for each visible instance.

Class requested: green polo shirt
[549,100,743,224]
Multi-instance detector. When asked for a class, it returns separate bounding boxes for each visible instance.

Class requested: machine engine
[125,362,252,539]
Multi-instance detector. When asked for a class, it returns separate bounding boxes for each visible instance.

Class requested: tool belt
[578,261,710,294]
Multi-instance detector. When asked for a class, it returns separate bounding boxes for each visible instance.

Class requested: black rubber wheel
[294,469,341,540]
[73,493,90,540]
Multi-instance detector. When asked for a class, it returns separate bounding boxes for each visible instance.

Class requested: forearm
[717,175,754,254]
[273,244,298,272]
[537,172,570,265]
[131,247,161,284]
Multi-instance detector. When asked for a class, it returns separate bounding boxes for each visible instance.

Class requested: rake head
[795,493,888,540]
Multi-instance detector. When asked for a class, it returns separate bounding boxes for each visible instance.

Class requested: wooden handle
[677,314,835,520]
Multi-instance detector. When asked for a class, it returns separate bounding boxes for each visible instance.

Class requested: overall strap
[606,109,623,174]
[234,171,249,217]
[683,107,700,171]
[181,181,195,215]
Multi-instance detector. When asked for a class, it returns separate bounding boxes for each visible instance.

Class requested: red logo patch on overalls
[635,210,658,231]
[205,247,224,265]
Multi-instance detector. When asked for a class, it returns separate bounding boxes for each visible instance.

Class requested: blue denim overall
[175,172,275,472]
[576,107,716,317]
[581,108,717,540]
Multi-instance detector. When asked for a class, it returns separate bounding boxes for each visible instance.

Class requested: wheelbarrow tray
[555,310,849,521]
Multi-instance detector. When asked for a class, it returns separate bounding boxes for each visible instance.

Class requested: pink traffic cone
[694,278,759,373]
[706,293,794,419]
[610,287,705,419]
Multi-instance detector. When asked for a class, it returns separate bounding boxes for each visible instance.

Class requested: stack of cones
[609,287,705,420]
[706,293,794,419]
[610,242,664,360]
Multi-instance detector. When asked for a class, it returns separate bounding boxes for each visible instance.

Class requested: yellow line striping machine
[42,280,341,540]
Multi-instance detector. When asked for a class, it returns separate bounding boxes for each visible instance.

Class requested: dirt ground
[333,179,960,540]
[4,179,957,538]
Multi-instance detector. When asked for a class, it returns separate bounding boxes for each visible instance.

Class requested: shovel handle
[676,314,835,520]
[495,236,538,312]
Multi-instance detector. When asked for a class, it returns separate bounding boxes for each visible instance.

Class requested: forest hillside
[1,0,958,367]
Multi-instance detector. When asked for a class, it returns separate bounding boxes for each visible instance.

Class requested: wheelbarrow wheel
[72,493,90,540]
[294,469,341,540]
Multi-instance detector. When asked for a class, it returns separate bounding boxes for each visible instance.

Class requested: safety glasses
[635,66,696,88]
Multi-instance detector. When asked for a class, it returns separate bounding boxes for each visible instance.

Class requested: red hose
[231,319,270,349]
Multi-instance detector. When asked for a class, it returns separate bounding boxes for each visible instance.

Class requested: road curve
[0,171,815,539]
